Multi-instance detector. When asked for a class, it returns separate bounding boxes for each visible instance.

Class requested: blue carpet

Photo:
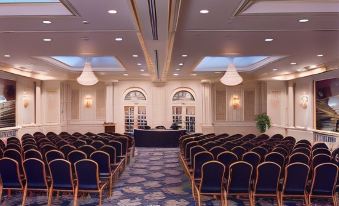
[0,148,336,205]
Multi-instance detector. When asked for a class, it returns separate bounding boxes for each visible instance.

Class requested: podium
[104,123,115,133]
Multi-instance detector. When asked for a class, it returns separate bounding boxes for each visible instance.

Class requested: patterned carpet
[0,148,335,206]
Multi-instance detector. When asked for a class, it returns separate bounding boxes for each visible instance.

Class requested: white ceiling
[0,0,339,83]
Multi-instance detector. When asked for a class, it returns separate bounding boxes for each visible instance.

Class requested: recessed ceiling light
[132,54,138,58]
[173,73,179,76]
[3,54,11,58]
[140,69,145,72]
[297,68,306,72]
[43,38,52,42]
[137,63,142,66]
[178,63,184,66]
[181,54,188,57]
[317,54,324,57]
[290,62,297,65]
[191,73,197,76]
[108,10,117,14]
[42,20,52,24]
[298,18,309,23]
[176,68,181,71]
[82,20,89,24]
[272,68,278,71]
[200,9,209,14]
[214,72,221,74]
[123,73,128,76]
[115,37,123,41]
[265,38,274,42]
[310,65,317,69]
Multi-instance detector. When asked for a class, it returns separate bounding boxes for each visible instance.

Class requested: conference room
[0,0,338,205]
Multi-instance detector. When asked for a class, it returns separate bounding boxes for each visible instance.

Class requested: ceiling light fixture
[179,63,184,66]
[273,68,278,71]
[140,69,145,72]
[317,54,324,57]
[220,62,243,86]
[191,73,197,76]
[290,62,297,65]
[43,38,52,42]
[176,68,181,71]
[77,60,98,86]
[265,38,274,42]
[137,63,142,66]
[173,73,179,76]
[123,73,128,76]
[82,20,89,24]
[181,54,188,57]
[297,68,306,72]
[200,9,209,14]
[115,37,123,41]
[42,20,52,24]
[108,10,117,14]
[298,18,309,23]
[132,54,138,58]
[4,54,11,58]
[310,65,317,69]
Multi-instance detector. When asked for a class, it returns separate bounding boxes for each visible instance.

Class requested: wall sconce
[300,95,309,109]
[84,96,93,108]
[231,95,240,109]
[22,93,29,108]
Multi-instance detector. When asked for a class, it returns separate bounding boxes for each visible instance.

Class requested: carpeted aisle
[0,148,335,206]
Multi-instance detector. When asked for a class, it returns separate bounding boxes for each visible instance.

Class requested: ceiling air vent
[147,0,158,40]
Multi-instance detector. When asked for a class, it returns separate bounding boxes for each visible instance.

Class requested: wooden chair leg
[99,191,102,206]
[109,176,112,197]
[0,186,3,202]
[197,193,201,206]
[22,187,27,206]
[47,188,53,206]
[276,194,281,206]
[73,187,78,206]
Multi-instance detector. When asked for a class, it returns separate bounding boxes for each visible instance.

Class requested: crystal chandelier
[220,63,243,86]
[77,60,98,86]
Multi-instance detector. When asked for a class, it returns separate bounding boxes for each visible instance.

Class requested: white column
[287,81,295,127]
[201,80,213,126]
[35,81,42,125]
[105,82,114,123]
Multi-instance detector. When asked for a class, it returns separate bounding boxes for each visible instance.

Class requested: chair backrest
[24,149,43,160]
[312,148,331,157]
[114,137,128,155]
[209,146,226,159]
[49,159,74,190]
[56,140,68,148]
[242,151,261,169]
[60,145,76,157]
[0,157,23,189]
[4,149,23,173]
[189,145,206,165]
[75,159,100,190]
[251,147,268,159]
[255,162,281,194]
[90,151,111,174]
[108,140,122,157]
[91,140,105,149]
[231,146,247,159]
[227,161,253,193]
[45,150,65,163]
[23,158,48,189]
[202,141,217,150]
[292,147,311,157]
[67,150,87,165]
[185,141,198,159]
[23,144,38,152]
[312,154,332,168]
[73,140,86,148]
[217,151,238,177]
[265,152,285,168]
[6,143,21,152]
[193,151,214,179]
[310,163,338,196]
[79,145,96,157]
[294,143,311,150]
[332,148,339,163]
[312,142,329,150]
[199,161,225,194]
[270,134,284,140]
[288,152,309,165]
[282,163,309,195]
[272,147,288,157]
[296,139,311,146]
[100,145,117,164]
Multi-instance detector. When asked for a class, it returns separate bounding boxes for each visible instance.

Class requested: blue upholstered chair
[91,151,115,196]
[40,144,57,155]
[4,149,23,175]
[226,161,253,204]
[272,147,289,157]
[193,161,225,206]
[209,146,226,159]
[292,147,311,157]
[22,158,49,206]
[45,150,65,163]
[296,139,311,146]
[78,145,96,157]
[265,152,285,169]
[192,151,214,181]
[308,163,338,206]
[312,142,329,150]
[231,146,247,159]
[23,144,38,152]
[184,141,198,160]
[75,159,108,206]
[202,141,217,151]
[242,151,261,178]
[91,141,105,150]
[24,149,43,160]
[312,148,331,157]
[5,143,21,152]
[253,162,281,205]
[281,162,310,205]
[251,147,268,160]
[60,145,76,157]
[312,154,332,168]
[67,150,87,168]
[108,140,125,165]
[73,140,86,148]
[217,151,238,179]
[48,159,76,205]
[288,152,309,165]
[0,158,24,203]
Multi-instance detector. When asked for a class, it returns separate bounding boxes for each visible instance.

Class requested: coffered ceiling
[0,0,339,83]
